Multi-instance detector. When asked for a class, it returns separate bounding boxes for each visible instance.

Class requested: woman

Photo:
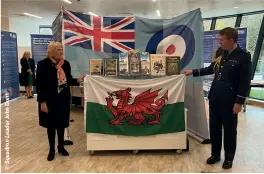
[20,51,35,98]
[36,41,84,161]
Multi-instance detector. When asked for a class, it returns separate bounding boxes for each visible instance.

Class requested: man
[184,27,252,169]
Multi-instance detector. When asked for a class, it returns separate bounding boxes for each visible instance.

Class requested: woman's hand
[27,69,32,73]
[77,75,85,83]
[41,102,48,113]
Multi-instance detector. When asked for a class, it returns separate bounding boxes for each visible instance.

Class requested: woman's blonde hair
[47,41,63,58]
[22,51,30,58]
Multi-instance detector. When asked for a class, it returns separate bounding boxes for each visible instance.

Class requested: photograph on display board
[104,58,118,76]
[140,52,150,75]
[89,59,102,75]
[150,54,166,76]
[166,56,181,75]
[119,52,129,76]
[128,50,140,75]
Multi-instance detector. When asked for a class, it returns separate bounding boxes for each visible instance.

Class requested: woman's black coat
[36,58,78,129]
[20,58,36,86]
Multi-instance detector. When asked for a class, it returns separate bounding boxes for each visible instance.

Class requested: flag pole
[61,5,73,146]
[61,5,64,44]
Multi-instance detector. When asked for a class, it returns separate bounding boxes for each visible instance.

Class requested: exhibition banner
[84,75,185,136]
[30,34,53,64]
[1,31,20,103]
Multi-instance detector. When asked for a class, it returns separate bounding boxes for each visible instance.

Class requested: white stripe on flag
[83,75,186,105]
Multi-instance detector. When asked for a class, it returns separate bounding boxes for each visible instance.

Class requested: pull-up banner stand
[1,31,20,103]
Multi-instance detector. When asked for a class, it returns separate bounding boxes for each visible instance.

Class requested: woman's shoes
[47,150,55,161]
[58,146,69,156]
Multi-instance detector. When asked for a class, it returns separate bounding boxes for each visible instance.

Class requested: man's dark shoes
[222,160,233,169]
[206,156,221,164]
[58,146,69,156]
[47,149,55,161]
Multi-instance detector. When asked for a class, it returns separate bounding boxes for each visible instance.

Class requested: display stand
[64,86,84,146]
[64,127,73,146]
[70,86,84,107]
[86,109,188,155]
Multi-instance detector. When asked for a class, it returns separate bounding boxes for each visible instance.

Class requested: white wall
[9,16,53,47]
[8,16,54,91]
[9,16,54,71]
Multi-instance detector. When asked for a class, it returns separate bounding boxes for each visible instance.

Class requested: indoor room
[1,0,264,173]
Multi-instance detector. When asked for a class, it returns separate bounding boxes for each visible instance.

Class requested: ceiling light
[156,10,161,16]
[152,0,157,2]
[61,0,72,4]
[233,6,239,8]
[23,13,42,19]
[88,12,98,16]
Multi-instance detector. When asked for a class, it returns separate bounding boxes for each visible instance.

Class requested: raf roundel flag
[135,9,202,70]
[146,25,195,69]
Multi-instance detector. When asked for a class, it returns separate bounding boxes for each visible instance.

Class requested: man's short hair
[219,27,238,43]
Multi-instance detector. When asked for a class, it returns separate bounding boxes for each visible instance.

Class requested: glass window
[203,20,211,31]
[215,17,236,30]
[249,39,264,100]
[240,13,264,58]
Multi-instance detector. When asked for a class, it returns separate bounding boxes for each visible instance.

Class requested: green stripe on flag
[86,102,185,136]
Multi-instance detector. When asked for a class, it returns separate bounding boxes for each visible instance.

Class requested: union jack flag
[62,9,135,53]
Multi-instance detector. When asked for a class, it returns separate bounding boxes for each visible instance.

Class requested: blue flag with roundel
[135,9,203,77]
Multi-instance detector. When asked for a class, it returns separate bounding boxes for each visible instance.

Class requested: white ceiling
[2,0,264,23]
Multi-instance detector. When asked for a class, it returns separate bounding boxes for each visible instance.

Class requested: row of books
[89,52,181,76]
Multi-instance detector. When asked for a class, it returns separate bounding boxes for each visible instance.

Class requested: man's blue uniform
[192,46,252,161]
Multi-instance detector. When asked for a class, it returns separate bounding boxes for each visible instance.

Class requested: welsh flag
[84,75,186,136]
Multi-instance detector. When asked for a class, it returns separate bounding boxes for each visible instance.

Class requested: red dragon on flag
[105,88,168,125]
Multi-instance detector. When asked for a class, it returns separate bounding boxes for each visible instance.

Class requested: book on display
[89,59,102,75]
[128,50,140,75]
[140,52,150,75]
[166,56,181,75]
[150,54,166,76]
[104,58,118,76]
[119,52,129,76]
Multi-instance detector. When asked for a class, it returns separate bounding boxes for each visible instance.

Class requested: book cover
[119,53,129,76]
[89,59,102,75]
[150,54,166,76]
[166,56,181,75]
[140,52,150,75]
[128,50,140,75]
[104,58,118,76]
